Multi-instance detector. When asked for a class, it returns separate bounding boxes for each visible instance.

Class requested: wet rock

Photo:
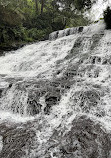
[90,33,104,51]
[94,69,100,78]
[64,70,77,78]
[91,56,96,64]
[27,98,42,116]
[78,27,83,32]
[95,110,106,117]
[90,56,102,64]
[45,96,59,104]
[0,43,25,54]
[72,88,100,113]
[46,115,111,158]
[0,136,3,152]
[49,31,59,40]
[50,81,60,88]
[62,115,111,158]
[102,59,108,65]
[79,59,84,64]
[96,57,101,63]
[0,89,3,97]
[44,93,60,114]
[9,83,12,88]
[44,105,51,115]
[0,121,36,158]
[44,96,59,115]
[56,70,61,75]
[66,29,70,36]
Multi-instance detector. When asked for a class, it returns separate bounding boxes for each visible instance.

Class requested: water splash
[0,21,111,157]
[85,0,111,21]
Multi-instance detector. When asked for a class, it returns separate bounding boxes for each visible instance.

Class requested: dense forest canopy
[0,0,94,51]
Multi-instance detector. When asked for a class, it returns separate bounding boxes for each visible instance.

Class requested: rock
[72,88,100,113]
[9,83,12,88]
[46,115,111,158]
[97,57,101,63]
[78,27,83,32]
[44,95,60,115]
[102,59,108,65]
[0,89,3,98]
[0,121,36,158]
[27,98,42,116]
[0,43,25,55]
[0,136,3,152]
[91,56,96,64]
[45,96,59,104]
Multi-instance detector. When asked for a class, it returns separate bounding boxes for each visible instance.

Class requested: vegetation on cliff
[0,0,93,52]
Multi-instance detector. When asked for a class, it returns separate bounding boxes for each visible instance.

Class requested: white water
[85,0,111,21]
[0,39,73,78]
[0,22,105,78]
[0,21,109,120]
[1,21,111,157]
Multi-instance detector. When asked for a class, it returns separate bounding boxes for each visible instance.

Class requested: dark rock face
[45,115,111,158]
[9,83,13,88]
[0,43,25,56]
[0,89,3,98]
[104,6,111,29]
[27,98,42,116]
[44,92,61,114]
[0,121,36,158]
[72,88,101,112]
[102,59,108,65]
[49,26,84,40]
[0,79,62,116]
[78,26,83,32]
[44,96,58,114]
[0,115,111,158]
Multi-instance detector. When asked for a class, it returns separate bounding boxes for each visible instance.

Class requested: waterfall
[1,21,111,158]
[85,0,111,21]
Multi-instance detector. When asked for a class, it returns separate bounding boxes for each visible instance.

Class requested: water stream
[0,21,111,157]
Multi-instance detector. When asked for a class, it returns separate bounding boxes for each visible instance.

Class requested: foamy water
[0,21,111,157]
[85,0,111,21]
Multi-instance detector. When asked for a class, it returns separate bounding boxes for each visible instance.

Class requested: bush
[104,6,111,29]
[27,28,51,40]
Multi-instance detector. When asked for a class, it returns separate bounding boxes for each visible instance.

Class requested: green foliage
[27,28,48,40]
[66,14,89,28]
[0,6,22,26]
[0,0,90,51]
[74,0,92,10]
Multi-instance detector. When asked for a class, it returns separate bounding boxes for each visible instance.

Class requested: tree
[35,0,38,13]
[74,0,93,10]
[0,0,91,52]
[40,0,45,15]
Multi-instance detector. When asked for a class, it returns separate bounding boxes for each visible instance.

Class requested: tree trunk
[35,0,38,13]
[41,0,45,15]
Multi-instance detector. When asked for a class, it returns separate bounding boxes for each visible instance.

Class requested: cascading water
[85,0,111,21]
[0,20,111,158]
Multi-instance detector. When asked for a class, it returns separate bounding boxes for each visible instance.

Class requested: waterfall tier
[0,21,111,158]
